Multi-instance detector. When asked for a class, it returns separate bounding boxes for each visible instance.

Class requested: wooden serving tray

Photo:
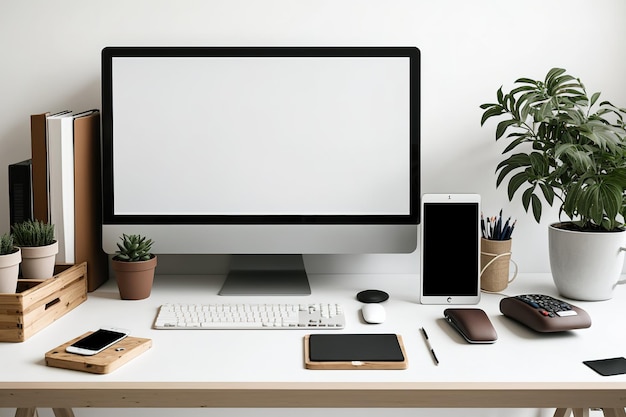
[45,332,152,374]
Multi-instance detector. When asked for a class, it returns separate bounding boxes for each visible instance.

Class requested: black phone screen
[70,329,127,350]
[422,202,479,296]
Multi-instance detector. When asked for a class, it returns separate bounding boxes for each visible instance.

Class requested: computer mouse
[361,303,386,324]
[356,289,389,303]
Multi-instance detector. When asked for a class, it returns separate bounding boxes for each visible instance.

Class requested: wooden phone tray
[45,332,152,374]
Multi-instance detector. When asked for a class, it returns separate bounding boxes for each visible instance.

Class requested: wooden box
[0,263,88,342]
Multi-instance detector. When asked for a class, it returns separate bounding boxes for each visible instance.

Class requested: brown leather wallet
[444,308,497,344]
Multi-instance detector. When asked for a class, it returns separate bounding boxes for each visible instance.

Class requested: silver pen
[420,327,439,365]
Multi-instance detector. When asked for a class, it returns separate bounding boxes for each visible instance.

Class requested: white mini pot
[0,248,21,293]
[19,241,59,279]
[549,223,626,301]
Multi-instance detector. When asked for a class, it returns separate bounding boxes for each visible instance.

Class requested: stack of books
[7,110,108,291]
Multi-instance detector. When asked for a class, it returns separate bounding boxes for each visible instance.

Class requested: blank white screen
[112,56,410,216]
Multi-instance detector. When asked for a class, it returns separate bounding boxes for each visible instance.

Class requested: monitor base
[218,254,312,296]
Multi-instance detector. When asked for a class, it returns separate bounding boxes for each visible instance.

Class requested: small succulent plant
[114,234,154,262]
[0,233,17,255]
[11,220,55,247]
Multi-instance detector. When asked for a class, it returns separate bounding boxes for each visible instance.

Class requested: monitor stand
[218,254,312,296]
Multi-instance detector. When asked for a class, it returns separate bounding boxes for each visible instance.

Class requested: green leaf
[480,105,505,126]
[502,134,528,153]
[530,194,543,223]
[528,152,548,176]
[539,182,555,206]
[590,92,601,107]
[507,172,529,201]
[599,182,622,221]
[496,86,504,104]
[515,77,540,85]
[495,119,518,140]
[522,186,534,211]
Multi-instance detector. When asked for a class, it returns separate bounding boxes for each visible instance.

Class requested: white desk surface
[2,272,626,408]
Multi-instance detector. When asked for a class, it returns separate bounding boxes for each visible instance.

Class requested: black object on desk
[304,334,407,370]
[356,289,389,303]
[583,357,626,376]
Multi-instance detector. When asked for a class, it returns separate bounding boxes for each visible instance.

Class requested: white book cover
[47,112,75,264]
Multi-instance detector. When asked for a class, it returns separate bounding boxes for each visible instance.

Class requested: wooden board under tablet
[45,332,152,374]
[304,333,408,370]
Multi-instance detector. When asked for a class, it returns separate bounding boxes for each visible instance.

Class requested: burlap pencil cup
[480,238,518,292]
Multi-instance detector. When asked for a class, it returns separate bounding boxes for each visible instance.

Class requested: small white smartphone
[420,193,481,305]
[65,327,130,356]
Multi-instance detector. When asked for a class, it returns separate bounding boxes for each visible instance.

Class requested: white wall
[1,2,625,417]
[3,0,626,276]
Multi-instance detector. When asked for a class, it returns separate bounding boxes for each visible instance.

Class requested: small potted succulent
[11,220,58,279]
[0,233,21,293]
[111,234,157,300]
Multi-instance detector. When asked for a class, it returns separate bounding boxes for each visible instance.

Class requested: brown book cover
[30,110,71,223]
[30,112,50,223]
[73,110,108,291]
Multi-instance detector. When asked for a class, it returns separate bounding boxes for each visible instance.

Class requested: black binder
[8,159,34,226]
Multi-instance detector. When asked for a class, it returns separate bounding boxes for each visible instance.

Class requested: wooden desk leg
[14,409,37,417]
[14,408,73,417]
[553,409,590,417]
[52,409,75,417]
[602,409,626,417]
[554,408,626,417]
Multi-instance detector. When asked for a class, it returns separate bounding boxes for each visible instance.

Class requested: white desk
[1,272,626,412]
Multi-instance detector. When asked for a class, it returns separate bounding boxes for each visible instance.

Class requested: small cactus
[114,234,154,262]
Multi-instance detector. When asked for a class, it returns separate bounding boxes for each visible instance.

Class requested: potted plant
[0,233,21,293]
[480,67,626,300]
[111,234,157,300]
[11,219,58,279]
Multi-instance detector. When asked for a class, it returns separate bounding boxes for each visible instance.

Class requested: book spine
[30,113,49,223]
[73,110,109,291]
[8,159,34,225]
[47,114,75,264]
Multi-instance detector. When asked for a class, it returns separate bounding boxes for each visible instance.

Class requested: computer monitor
[101,46,420,295]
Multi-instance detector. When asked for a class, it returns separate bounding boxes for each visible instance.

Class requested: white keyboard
[154,303,345,329]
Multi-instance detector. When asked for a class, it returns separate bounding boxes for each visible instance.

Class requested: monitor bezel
[101,46,421,226]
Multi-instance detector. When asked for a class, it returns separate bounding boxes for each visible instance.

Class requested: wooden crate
[0,262,88,342]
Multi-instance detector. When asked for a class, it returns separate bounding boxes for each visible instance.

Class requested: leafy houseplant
[480,67,626,231]
[112,234,157,300]
[11,220,58,279]
[0,233,21,293]
[480,68,626,300]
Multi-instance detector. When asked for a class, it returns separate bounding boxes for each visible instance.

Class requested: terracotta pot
[112,255,157,300]
[19,241,58,279]
[0,248,21,293]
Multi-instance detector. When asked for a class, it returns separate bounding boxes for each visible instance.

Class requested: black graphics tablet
[304,334,407,369]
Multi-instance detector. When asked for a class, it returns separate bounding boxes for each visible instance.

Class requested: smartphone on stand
[420,193,481,305]
[65,327,130,356]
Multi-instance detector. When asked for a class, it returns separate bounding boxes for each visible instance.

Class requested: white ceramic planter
[19,241,58,279]
[0,248,21,293]
[549,223,626,301]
